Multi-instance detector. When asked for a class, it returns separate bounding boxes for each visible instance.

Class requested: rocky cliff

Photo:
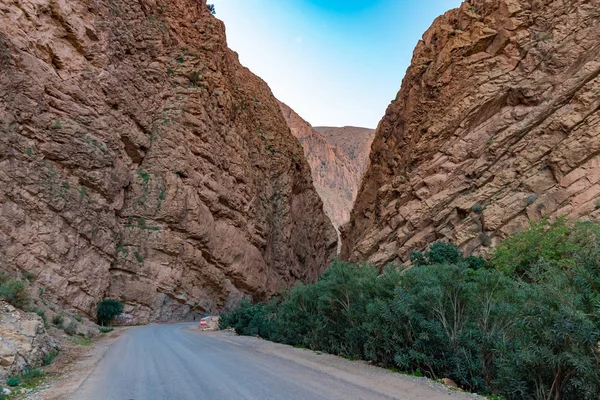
[343,0,600,265]
[314,126,375,177]
[277,102,374,231]
[0,0,337,322]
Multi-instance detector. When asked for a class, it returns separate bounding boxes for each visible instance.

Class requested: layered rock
[277,101,375,231]
[0,301,55,379]
[343,0,600,265]
[314,126,375,178]
[0,0,336,322]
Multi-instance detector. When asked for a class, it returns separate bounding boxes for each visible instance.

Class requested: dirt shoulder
[21,328,130,400]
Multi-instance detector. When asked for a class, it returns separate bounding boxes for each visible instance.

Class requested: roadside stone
[441,378,458,388]
[0,301,56,379]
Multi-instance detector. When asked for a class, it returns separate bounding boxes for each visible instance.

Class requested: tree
[207,4,216,15]
[97,299,123,326]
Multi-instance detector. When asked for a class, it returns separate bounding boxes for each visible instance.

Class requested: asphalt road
[71,323,478,400]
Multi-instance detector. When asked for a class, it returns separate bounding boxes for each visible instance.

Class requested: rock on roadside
[0,301,56,379]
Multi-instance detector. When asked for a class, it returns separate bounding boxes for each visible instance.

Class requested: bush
[6,376,20,387]
[12,368,44,386]
[99,327,114,334]
[43,350,58,366]
[222,222,600,400]
[96,299,123,326]
[492,217,600,278]
[52,315,64,328]
[0,278,30,308]
[410,241,487,269]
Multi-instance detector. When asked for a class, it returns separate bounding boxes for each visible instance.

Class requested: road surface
[71,323,478,400]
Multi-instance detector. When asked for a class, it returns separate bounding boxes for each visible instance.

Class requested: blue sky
[210,0,462,128]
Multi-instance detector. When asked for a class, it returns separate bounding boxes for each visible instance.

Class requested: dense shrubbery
[0,275,30,309]
[96,299,123,326]
[220,218,600,400]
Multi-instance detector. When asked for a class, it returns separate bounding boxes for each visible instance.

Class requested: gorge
[1,0,599,323]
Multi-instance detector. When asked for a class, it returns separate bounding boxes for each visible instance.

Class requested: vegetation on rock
[0,277,30,309]
[221,218,600,400]
[97,299,123,326]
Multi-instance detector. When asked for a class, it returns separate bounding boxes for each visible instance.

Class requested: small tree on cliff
[97,299,123,326]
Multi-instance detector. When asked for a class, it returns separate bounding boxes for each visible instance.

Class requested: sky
[210,0,462,129]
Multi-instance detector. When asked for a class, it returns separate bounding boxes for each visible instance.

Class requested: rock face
[0,301,55,379]
[343,0,600,265]
[277,101,375,231]
[0,0,337,322]
[314,126,375,178]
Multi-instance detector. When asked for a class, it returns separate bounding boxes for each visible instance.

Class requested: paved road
[71,323,478,400]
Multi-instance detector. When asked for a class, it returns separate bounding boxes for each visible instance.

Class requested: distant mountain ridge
[277,102,375,236]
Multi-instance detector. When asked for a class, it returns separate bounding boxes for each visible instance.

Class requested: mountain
[277,102,375,233]
[314,126,375,177]
[0,0,337,322]
[343,0,600,265]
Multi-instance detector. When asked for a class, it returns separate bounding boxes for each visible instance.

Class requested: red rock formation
[314,126,375,177]
[0,0,337,322]
[343,0,600,265]
[277,102,374,232]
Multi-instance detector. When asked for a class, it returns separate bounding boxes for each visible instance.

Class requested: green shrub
[471,203,484,213]
[492,217,600,278]
[43,350,58,366]
[52,315,64,328]
[0,278,30,308]
[96,299,123,326]
[74,316,83,322]
[410,241,487,269]
[99,327,114,334]
[6,376,20,387]
[222,220,600,400]
[17,368,44,387]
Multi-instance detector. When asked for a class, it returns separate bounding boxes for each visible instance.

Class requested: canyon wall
[278,101,374,231]
[343,0,600,265]
[0,0,337,322]
[314,126,375,178]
